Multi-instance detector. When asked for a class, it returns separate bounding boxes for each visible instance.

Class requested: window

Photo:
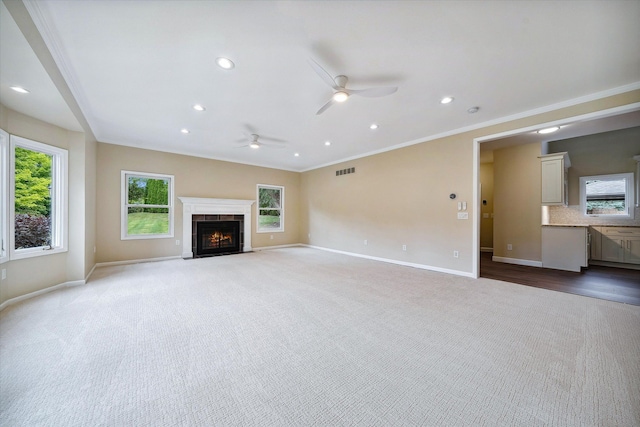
[121,171,174,239]
[10,135,68,259]
[0,130,8,263]
[257,184,284,232]
[580,173,634,218]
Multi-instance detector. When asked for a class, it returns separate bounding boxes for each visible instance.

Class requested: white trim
[257,184,284,233]
[304,244,475,278]
[0,279,85,312]
[10,135,68,260]
[473,102,640,278]
[252,243,300,251]
[303,83,640,172]
[95,255,181,268]
[0,129,8,264]
[579,173,635,219]
[491,256,543,268]
[178,197,255,258]
[121,170,174,240]
[85,262,97,282]
[480,247,493,253]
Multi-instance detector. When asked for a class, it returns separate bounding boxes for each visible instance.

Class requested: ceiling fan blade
[259,135,287,144]
[316,98,337,115]
[348,86,398,98]
[309,59,340,90]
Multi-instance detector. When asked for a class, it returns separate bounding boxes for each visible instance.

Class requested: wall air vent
[336,167,355,176]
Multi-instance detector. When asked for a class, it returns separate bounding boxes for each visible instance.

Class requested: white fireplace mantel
[178,197,255,258]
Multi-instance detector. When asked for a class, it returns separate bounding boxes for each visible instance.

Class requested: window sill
[10,246,67,261]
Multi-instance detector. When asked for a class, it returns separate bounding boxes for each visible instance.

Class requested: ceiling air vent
[336,167,355,176]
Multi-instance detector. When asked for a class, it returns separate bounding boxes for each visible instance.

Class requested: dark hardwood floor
[480,252,640,306]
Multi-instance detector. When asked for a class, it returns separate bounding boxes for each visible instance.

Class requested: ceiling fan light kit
[216,57,235,70]
[309,59,398,115]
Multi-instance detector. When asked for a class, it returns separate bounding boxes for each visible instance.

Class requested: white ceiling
[2,0,640,171]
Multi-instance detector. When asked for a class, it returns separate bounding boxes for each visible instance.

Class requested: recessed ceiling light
[294,153,300,157]
[216,57,235,70]
[324,141,331,146]
[332,91,349,103]
[440,96,454,104]
[180,128,190,134]
[10,86,30,94]
[467,106,479,114]
[193,104,206,111]
[370,124,379,130]
[537,126,560,134]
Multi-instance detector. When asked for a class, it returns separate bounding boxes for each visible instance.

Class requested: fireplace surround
[178,197,254,259]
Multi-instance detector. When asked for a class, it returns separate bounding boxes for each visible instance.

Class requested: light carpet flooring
[1,247,639,426]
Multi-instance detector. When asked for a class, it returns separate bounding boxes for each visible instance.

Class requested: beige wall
[96,143,300,263]
[546,127,640,226]
[1,89,638,302]
[493,142,542,263]
[301,91,640,274]
[479,163,494,250]
[301,135,474,274]
[0,106,95,304]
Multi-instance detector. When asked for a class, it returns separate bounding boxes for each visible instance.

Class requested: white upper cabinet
[540,152,571,206]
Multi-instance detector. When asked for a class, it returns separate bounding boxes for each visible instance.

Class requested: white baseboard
[492,256,543,268]
[252,244,302,251]
[95,255,182,268]
[0,279,85,312]
[303,244,475,278]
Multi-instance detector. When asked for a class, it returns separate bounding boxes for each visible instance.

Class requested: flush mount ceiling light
[537,126,560,134]
[216,57,235,70]
[467,106,480,114]
[10,86,30,94]
[325,141,331,146]
[440,96,454,104]
[370,123,379,130]
[294,153,300,157]
[180,128,190,134]
[192,104,206,111]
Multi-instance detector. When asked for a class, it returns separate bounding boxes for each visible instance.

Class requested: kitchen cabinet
[598,227,640,264]
[540,152,571,206]
[542,226,588,272]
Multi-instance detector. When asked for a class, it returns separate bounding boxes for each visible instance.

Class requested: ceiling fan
[309,59,398,115]
[236,133,285,150]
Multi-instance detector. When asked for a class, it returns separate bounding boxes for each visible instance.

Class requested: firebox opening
[196,221,241,257]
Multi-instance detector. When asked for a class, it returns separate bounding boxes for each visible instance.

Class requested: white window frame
[10,135,68,260]
[121,170,174,240]
[580,173,635,219]
[257,184,284,233]
[0,129,9,264]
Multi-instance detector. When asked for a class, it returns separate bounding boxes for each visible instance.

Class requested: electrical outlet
[1,269,5,280]
[507,244,513,251]
[308,233,311,238]
[453,250,459,258]
[402,244,407,251]
[270,235,274,240]
[176,240,180,246]
[364,239,368,245]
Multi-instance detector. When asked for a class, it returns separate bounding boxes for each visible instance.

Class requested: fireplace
[178,197,255,259]
[195,219,241,257]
